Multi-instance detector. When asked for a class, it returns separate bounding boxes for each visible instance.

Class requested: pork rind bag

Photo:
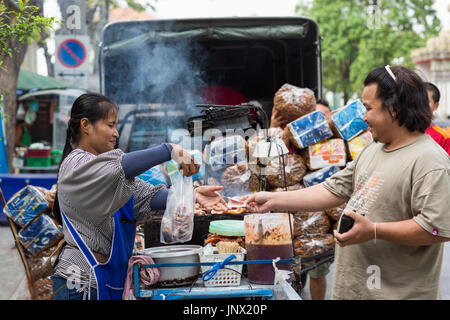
[308,138,347,169]
[18,214,63,255]
[160,172,194,244]
[286,111,333,149]
[221,163,259,196]
[265,153,307,188]
[273,84,316,122]
[293,211,331,237]
[293,233,334,257]
[3,186,48,227]
[331,100,368,141]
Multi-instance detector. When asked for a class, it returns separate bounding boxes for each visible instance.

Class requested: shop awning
[17,70,68,91]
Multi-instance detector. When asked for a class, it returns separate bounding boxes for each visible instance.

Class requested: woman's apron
[60,196,136,300]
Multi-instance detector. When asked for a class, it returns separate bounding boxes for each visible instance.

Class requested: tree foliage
[0,0,56,69]
[296,0,441,103]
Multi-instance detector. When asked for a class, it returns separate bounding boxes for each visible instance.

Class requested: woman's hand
[239,192,274,213]
[195,186,228,212]
[170,144,200,177]
[333,211,375,247]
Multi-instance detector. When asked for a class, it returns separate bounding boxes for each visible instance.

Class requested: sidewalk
[0,225,30,300]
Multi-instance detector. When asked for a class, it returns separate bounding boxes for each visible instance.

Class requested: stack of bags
[267,83,374,258]
[3,185,64,300]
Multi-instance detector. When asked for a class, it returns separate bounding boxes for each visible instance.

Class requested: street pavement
[0,225,449,300]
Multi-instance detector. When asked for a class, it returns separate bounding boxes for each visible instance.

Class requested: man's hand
[195,186,228,212]
[170,144,200,177]
[270,108,289,128]
[239,192,275,213]
[333,211,375,247]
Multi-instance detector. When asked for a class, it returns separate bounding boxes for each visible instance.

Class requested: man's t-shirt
[322,134,450,299]
[426,123,450,155]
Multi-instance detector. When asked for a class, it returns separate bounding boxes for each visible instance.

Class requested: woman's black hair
[52,93,118,225]
[363,65,432,133]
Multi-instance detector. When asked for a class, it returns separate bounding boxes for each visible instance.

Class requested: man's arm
[333,211,450,247]
[243,184,347,213]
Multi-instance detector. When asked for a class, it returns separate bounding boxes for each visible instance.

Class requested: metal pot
[142,245,203,287]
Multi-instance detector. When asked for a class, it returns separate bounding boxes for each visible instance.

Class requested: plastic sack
[18,214,63,255]
[293,233,334,257]
[287,111,333,149]
[347,130,373,159]
[293,211,330,236]
[273,83,316,123]
[272,258,301,300]
[303,165,339,187]
[205,135,248,171]
[221,162,259,196]
[265,153,307,188]
[308,138,347,169]
[331,100,368,141]
[160,171,195,244]
[3,186,48,227]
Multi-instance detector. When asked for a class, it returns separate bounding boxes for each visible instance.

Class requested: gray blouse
[54,148,165,291]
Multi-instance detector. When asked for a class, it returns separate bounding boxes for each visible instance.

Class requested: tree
[0,0,56,171]
[296,0,441,104]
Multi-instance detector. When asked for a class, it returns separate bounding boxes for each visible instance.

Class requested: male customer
[424,82,449,155]
[243,65,450,299]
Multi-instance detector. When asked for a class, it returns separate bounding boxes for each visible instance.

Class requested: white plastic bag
[272,258,302,300]
[160,171,194,244]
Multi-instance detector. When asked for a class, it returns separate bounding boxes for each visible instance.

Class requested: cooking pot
[142,245,203,286]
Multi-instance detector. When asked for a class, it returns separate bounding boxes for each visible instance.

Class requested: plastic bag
[272,258,301,300]
[331,99,368,141]
[3,186,48,226]
[160,171,194,244]
[286,110,333,149]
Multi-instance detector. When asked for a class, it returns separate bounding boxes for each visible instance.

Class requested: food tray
[199,248,246,287]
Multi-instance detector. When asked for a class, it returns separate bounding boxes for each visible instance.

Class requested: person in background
[424,82,449,155]
[15,119,32,148]
[51,93,227,300]
[242,65,450,300]
[315,98,331,117]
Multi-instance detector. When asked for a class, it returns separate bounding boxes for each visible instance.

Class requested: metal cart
[133,258,300,300]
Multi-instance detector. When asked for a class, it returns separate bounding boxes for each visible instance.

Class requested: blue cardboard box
[287,111,333,149]
[331,100,368,141]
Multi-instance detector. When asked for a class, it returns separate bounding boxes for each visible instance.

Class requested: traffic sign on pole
[54,35,90,90]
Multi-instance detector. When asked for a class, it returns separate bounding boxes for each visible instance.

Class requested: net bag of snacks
[160,172,194,244]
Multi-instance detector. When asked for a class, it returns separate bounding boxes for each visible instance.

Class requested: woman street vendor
[51,93,227,300]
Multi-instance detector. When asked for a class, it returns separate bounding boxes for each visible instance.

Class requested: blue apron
[60,196,136,300]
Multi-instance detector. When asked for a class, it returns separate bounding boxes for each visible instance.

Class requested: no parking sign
[55,35,90,89]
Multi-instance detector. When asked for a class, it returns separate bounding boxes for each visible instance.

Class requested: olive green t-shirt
[322,134,450,300]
